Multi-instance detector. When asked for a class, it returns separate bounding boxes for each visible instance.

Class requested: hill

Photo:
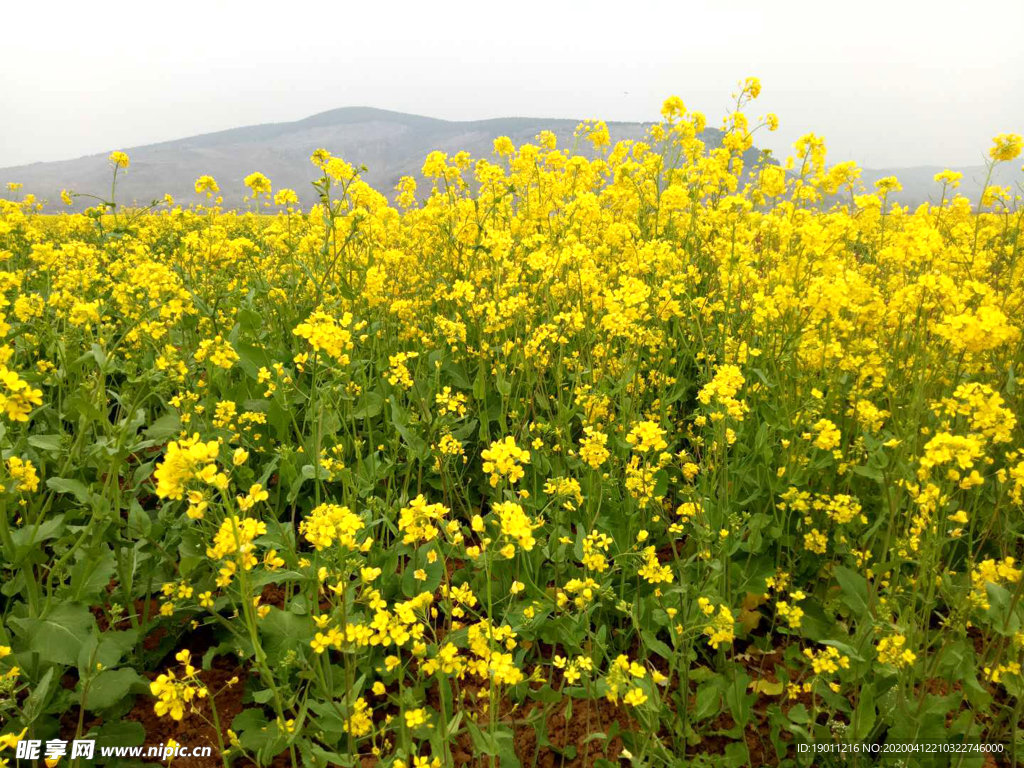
[858,163,1023,208]
[3,108,1017,210]
[0,108,750,210]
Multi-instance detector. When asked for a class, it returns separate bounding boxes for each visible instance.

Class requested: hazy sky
[3,0,1022,169]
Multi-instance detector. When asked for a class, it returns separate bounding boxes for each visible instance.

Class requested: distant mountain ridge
[2,107,1019,210]
[0,107,746,210]
[857,163,1022,207]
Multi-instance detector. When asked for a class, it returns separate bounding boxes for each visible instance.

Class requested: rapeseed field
[1,80,1022,766]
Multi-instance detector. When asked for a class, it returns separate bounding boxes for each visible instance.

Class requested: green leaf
[235,341,274,378]
[144,414,182,442]
[10,602,97,666]
[85,668,148,710]
[91,343,108,370]
[473,366,486,401]
[10,514,65,550]
[232,707,270,732]
[724,671,754,729]
[27,434,63,452]
[986,582,1015,628]
[237,307,263,335]
[96,720,146,749]
[652,469,669,499]
[733,555,775,594]
[260,608,312,664]
[528,684,563,704]
[46,477,94,505]
[787,703,810,723]
[797,597,839,641]
[389,397,427,458]
[202,641,238,670]
[22,668,54,721]
[851,464,883,482]
[724,741,750,767]
[693,678,721,720]
[321,409,341,435]
[70,548,117,601]
[78,626,139,673]
[834,566,869,619]
[640,629,673,661]
[252,569,305,588]
[495,370,512,396]
[465,721,518,765]
[852,682,876,741]
[127,500,152,537]
[443,361,471,389]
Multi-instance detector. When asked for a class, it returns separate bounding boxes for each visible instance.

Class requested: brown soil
[127,656,248,767]
[60,655,247,768]
[260,583,288,610]
[513,696,633,767]
[91,597,165,649]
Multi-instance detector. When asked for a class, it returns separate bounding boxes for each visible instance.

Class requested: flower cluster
[480,436,530,487]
